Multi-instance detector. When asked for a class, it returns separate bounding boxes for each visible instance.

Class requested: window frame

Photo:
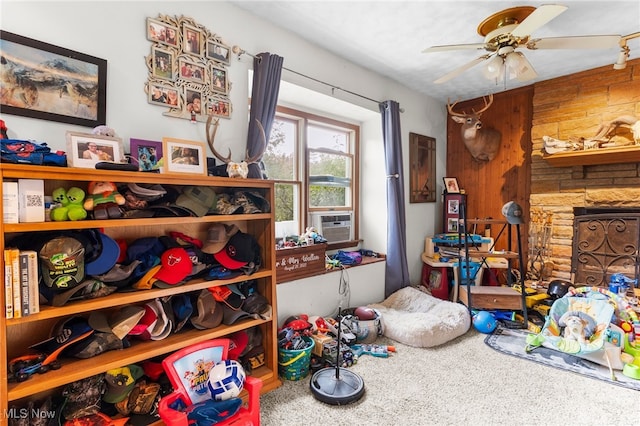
[266,105,360,248]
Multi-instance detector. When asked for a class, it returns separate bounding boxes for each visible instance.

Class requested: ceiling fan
[424,4,624,84]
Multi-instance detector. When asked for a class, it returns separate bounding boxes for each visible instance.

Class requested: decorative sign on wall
[145,15,232,122]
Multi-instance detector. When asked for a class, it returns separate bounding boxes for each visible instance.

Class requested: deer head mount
[206,115,267,178]
[447,94,501,162]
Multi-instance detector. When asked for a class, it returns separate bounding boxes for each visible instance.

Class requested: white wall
[2,1,447,307]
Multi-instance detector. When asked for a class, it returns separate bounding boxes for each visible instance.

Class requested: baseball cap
[39,236,85,291]
[228,331,248,360]
[47,278,117,307]
[88,305,146,339]
[93,260,142,289]
[171,294,193,333]
[209,285,245,310]
[103,364,145,403]
[148,299,172,340]
[175,186,217,217]
[222,304,258,325]
[190,289,223,329]
[65,330,128,359]
[153,247,192,287]
[502,201,524,224]
[85,232,120,276]
[128,303,158,340]
[30,316,94,354]
[202,223,239,254]
[213,232,260,270]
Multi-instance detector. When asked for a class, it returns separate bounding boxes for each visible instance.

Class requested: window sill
[276,252,386,284]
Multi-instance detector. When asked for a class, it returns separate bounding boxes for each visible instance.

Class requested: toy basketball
[473,311,497,334]
[207,360,246,401]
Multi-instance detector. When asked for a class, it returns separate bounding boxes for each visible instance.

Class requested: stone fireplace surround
[529,58,640,285]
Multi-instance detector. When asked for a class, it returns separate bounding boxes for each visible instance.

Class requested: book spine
[4,249,13,319]
[19,252,30,317]
[24,250,39,315]
[10,248,21,319]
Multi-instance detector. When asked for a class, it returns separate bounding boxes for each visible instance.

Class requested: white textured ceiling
[232,1,640,103]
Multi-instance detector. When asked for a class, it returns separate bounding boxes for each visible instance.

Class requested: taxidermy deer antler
[206,115,267,178]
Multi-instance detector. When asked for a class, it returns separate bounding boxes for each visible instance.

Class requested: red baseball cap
[213,232,259,270]
[153,247,192,286]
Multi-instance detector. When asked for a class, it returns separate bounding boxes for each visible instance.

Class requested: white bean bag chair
[368,286,471,348]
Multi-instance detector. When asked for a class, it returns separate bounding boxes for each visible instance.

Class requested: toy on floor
[473,310,497,334]
[351,344,396,359]
[526,286,640,381]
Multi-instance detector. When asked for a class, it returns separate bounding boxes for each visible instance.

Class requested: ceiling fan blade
[511,4,568,38]
[423,43,486,53]
[527,35,621,50]
[515,54,538,82]
[433,54,491,84]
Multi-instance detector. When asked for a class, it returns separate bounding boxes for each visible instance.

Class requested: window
[262,105,359,245]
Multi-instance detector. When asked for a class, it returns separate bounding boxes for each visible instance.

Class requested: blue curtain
[380,100,410,297]
[247,52,284,178]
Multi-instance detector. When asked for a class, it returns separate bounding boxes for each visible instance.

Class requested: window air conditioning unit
[310,212,353,243]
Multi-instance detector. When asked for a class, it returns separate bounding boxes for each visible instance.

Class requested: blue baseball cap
[85,232,120,276]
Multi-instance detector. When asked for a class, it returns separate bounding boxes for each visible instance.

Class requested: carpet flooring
[259,330,639,425]
[485,325,640,391]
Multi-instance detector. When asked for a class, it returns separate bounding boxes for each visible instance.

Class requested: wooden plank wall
[446,86,534,254]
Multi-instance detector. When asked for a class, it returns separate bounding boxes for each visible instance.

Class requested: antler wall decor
[206,115,267,178]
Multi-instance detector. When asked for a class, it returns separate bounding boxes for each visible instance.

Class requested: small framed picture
[443,177,460,193]
[448,198,459,214]
[206,97,231,119]
[447,218,459,233]
[185,88,203,116]
[182,23,203,56]
[66,132,124,168]
[162,137,207,176]
[206,40,230,64]
[147,18,178,47]
[148,82,179,107]
[130,138,163,172]
[178,58,206,84]
[151,46,174,81]
[211,66,228,94]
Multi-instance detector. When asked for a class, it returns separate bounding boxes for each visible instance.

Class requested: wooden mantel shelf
[543,145,640,167]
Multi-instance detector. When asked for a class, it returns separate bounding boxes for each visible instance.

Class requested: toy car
[8,353,61,382]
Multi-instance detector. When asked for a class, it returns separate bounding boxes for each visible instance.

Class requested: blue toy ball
[473,311,497,334]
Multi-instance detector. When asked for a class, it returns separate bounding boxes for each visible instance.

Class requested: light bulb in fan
[505,52,526,79]
[483,55,504,80]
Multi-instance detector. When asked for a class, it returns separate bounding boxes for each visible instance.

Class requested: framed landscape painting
[0,31,107,127]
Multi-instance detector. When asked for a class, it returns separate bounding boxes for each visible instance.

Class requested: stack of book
[4,248,39,318]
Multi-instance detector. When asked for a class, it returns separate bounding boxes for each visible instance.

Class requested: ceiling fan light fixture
[504,52,526,78]
[483,54,504,79]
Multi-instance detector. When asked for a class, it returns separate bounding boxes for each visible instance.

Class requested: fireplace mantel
[543,145,640,167]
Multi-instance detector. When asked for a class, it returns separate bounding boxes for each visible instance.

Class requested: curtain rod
[232,46,402,111]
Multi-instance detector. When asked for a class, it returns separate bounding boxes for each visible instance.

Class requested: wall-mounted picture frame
[185,88,203,115]
[147,17,178,47]
[178,58,206,84]
[162,137,207,176]
[182,23,203,56]
[130,138,163,172]
[149,82,180,108]
[0,31,107,128]
[207,97,231,119]
[443,177,460,194]
[211,66,228,94]
[66,132,124,169]
[206,40,230,65]
[151,46,174,81]
[409,132,436,203]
